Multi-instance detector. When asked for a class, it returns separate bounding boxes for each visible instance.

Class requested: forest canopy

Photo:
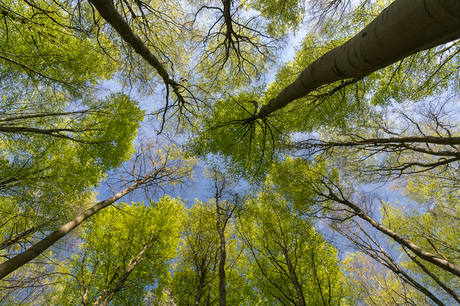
[0,0,460,305]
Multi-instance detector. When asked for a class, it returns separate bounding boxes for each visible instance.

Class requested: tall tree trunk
[284,249,306,306]
[87,0,185,108]
[0,176,154,280]
[194,263,207,306]
[255,0,460,119]
[321,188,460,278]
[215,199,227,306]
[217,227,227,306]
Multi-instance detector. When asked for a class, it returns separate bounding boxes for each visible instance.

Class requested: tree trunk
[194,262,207,306]
[255,0,460,119]
[87,0,184,103]
[284,249,306,306]
[215,200,227,306]
[0,177,153,280]
[322,189,460,278]
[96,234,155,306]
[217,227,227,306]
[403,246,460,304]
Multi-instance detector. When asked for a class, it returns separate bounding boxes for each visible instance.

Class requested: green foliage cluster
[0,91,144,216]
[48,197,184,305]
[2,0,460,304]
[0,0,116,91]
[239,186,353,305]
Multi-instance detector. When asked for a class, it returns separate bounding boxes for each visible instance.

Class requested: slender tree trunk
[0,176,153,280]
[213,178,229,306]
[338,224,446,306]
[255,0,460,119]
[215,200,227,306]
[217,227,227,306]
[403,246,460,304]
[307,136,460,147]
[97,234,155,306]
[194,264,207,306]
[284,250,306,306]
[322,188,460,278]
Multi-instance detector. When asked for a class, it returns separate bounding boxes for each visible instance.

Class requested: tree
[0,141,196,280]
[185,1,460,300]
[380,198,460,304]
[344,252,435,306]
[290,97,460,180]
[3,0,460,303]
[165,198,249,306]
[0,0,116,91]
[87,0,191,123]
[0,92,144,197]
[0,1,147,278]
[247,149,460,305]
[251,0,460,119]
[336,217,450,306]
[168,200,221,306]
[204,168,239,306]
[279,84,460,304]
[238,184,352,306]
[48,197,184,306]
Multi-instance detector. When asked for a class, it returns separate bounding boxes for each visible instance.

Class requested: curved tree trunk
[255,0,460,119]
[0,176,154,280]
[321,188,460,278]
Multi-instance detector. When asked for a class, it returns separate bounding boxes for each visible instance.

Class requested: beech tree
[344,252,435,305]
[3,0,460,304]
[0,141,196,280]
[238,186,352,305]
[291,97,460,180]
[251,0,460,119]
[167,201,221,306]
[48,198,184,306]
[164,199,249,306]
[264,155,460,304]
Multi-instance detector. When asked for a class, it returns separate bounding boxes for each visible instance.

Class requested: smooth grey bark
[87,0,185,104]
[0,175,155,280]
[338,221,447,306]
[319,186,460,278]
[402,246,460,304]
[299,136,460,148]
[254,0,460,119]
